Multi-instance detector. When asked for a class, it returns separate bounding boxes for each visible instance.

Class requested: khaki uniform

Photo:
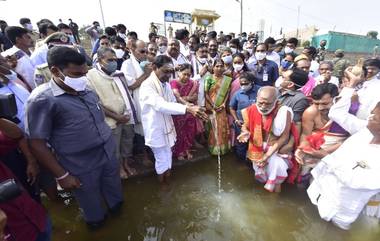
[332,57,350,80]
[34,63,51,86]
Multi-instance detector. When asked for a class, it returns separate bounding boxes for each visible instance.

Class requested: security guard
[33,32,70,86]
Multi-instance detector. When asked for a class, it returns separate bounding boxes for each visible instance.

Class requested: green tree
[367,31,378,39]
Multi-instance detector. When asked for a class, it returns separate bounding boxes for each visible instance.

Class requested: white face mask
[233,63,244,72]
[25,23,33,31]
[284,46,293,54]
[245,48,253,55]
[275,76,284,88]
[198,57,208,64]
[59,71,88,92]
[158,45,167,54]
[241,83,252,92]
[230,47,237,54]
[222,55,233,64]
[113,48,125,59]
[255,52,267,61]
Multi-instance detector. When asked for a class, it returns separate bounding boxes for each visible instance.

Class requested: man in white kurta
[121,40,151,136]
[139,55,207,182]
[307,125,380,230]
[328,61,380,220]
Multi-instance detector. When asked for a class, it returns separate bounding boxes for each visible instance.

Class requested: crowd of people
[0,16,379,240]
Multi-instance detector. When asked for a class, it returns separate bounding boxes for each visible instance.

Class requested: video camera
[0,179,22,203]
[0,93,19,124]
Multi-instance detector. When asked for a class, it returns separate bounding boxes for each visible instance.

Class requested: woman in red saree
[170,64,199,160]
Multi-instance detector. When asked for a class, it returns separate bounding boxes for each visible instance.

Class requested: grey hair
[97,47,115,60]
[319,61,334,70]
[257,86,279,101]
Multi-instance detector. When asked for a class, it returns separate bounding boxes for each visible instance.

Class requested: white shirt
[167,52,189,81]
[329,77,380,134]
[139,72,186,148]
[0,82,30,130]
[190,57,210,107]
[266,51,280,67]
[121,54,145,135]
[247,55,257,71]
[179,41,190,58]
[30,44,48,66]
[1,46,36,89]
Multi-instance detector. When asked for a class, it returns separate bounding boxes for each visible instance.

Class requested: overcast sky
[1,0,378,40]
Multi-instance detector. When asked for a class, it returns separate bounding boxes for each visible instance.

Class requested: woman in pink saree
[170,64,199,160]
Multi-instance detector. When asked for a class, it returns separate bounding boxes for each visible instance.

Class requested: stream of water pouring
[210,111,222,222]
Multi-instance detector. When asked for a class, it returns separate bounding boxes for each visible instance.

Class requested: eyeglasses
[138,49,147,54]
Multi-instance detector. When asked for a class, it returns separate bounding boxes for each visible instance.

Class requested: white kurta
[2,46,36,89]
[121,54,145,135]
[139,72,186,148]
[307,128,380,229]
[140,72,187,174]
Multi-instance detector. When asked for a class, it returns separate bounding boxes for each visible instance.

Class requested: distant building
[312,31,380,53]
[191,9,220,31]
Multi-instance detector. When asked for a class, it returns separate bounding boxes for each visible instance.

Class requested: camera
[0,179,21,203]
[0,94,19,124]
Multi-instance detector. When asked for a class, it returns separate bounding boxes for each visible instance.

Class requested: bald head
[132,40,147,61]
[258,86,278,101]
[256,86,279,115]
[132,40,145,50]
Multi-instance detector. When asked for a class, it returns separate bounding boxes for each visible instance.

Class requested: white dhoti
[249,106,294,192]
[151,146,173,175]
[139,72,187,176]
[253,152,290,192]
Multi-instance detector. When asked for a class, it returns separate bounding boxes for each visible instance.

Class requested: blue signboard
[164,10,192,24]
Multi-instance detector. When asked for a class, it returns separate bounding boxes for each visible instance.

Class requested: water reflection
[47,154,380,241]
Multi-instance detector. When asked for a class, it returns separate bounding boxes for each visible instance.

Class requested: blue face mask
[281,59,292,69]
[140,60,150,70]
[104,60,118,74]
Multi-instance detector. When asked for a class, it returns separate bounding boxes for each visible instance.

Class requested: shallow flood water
[48,154,380,241]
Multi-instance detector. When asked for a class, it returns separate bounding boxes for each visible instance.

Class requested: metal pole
[98,0,106,28]
[296,5,300,39]
[240,0,243,34]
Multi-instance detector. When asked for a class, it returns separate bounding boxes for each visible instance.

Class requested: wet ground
[47,154,380,241]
